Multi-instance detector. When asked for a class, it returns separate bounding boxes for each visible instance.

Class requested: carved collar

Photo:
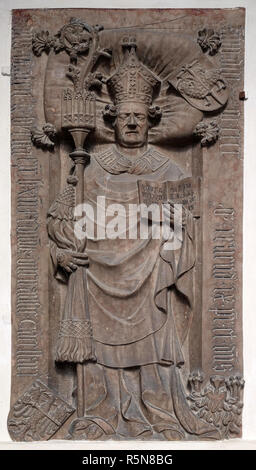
[93,146,169,175]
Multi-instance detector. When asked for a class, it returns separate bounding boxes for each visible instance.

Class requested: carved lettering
[12,23,41,377]
[210,205,238,372]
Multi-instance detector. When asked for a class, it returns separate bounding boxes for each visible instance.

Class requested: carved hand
[163,202,188,228]
[56,248,89,273]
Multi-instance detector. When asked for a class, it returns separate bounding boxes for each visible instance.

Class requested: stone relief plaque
[9,8,244,441]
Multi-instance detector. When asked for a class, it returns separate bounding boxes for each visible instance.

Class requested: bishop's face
[114,102,149,148]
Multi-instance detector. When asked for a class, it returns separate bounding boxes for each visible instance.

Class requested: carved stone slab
[10,8,244,441]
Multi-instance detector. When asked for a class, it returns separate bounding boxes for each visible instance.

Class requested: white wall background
[0,0,255,450]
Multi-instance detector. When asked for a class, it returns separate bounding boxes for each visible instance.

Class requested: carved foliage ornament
[193,120,220,147]
[187,372,244,439]
[197,28,222,55]
[31,123,57,150]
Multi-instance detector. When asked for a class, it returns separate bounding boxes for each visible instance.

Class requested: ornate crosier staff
[61,22,111,418]
[64,123,94,419]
